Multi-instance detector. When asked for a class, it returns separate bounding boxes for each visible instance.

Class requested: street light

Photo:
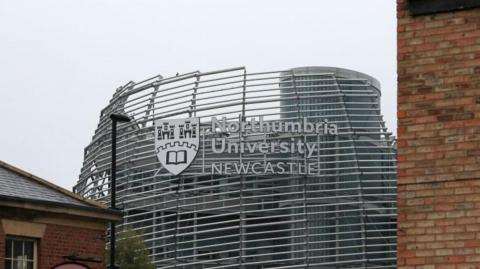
[109,113,131,269]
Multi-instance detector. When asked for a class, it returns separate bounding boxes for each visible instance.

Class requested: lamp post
[109,113,131,269]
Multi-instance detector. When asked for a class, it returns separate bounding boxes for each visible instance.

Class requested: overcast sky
[0,0,396,189]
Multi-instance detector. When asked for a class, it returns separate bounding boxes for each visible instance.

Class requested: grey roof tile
[0,165,85,206]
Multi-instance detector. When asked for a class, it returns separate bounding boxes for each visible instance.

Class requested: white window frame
[5,236,37,269]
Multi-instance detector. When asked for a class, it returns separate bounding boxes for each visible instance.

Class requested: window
[409,0,480,16]
[5,237,37,269]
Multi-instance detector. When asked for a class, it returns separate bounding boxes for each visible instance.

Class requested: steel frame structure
[74,66,397,269]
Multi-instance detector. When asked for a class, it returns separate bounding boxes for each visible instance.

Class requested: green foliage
[107,227,156,269]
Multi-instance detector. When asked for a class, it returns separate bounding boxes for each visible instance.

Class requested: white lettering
[277,162,286,173]
[265,162,274,173]
[234,162,251,174]
[258,143,269,153]
[279,142,289,153]
[211,138,225,153]
[224,163,231,174]
[212,163,222,174]
[212,117,227,132]
[252,162,262,174]
[329,124,338,135]
[228,121,240,132]
[306,143,317,158]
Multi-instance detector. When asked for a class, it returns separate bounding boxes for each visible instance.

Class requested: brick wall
[0,225,4,269]
[40,224,106,269]
[397,0,480,268]
[0,222,106,269]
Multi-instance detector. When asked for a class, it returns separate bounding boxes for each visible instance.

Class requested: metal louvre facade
[74,66,397,269]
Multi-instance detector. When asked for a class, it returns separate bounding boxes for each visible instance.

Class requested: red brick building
[398,0,480,268]
[0,161,121,269]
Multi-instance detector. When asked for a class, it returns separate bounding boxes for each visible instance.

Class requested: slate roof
[0,160,109,210]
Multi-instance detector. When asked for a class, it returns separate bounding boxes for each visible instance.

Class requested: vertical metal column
[238,68,247,268]
[190,73,200,118]
[110,118,117,269]
[333,76,368,266]
[110,113,131,269]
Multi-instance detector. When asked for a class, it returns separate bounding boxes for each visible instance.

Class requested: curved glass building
[74,66,396,268]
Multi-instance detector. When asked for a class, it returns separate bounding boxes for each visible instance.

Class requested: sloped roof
[0,160,119,219]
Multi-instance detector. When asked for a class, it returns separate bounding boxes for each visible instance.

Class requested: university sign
[154,118,200,175]
[155,116,338,176]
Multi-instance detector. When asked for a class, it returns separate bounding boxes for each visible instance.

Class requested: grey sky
[0,0,396,189]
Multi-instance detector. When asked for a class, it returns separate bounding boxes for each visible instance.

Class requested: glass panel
[26,261,34,269]
[17,260,27,269]
[24,242,34,260]
[5,259,12,269]
[13,240,23,259]
[6,239,13,259]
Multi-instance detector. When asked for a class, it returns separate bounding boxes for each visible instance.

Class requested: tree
[107,227,156,269]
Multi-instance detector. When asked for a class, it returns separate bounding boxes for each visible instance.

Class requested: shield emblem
[154,118,200,175]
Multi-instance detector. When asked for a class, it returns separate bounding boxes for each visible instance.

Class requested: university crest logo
[154,118,200,175]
